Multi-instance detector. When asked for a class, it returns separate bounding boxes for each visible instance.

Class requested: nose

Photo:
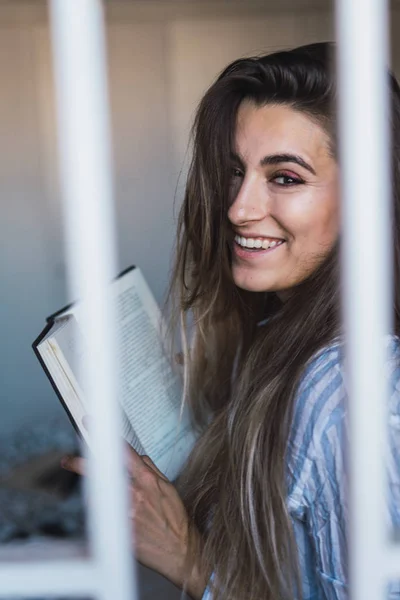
[227,173,271,227]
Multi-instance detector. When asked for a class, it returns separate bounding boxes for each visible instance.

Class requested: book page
[36,328,90,446]
[49,317,86,402]
[62,268,196,480]
[113,271,197,480]
[46,316,144,454]
[120,410,145,455]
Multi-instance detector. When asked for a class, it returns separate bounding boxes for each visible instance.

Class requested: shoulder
[287,335,400,505]
[287,336,400,593]
[291,334,400,445]
[287,339,346,507]
[289,339,346,464]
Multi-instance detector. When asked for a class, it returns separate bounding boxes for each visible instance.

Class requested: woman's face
[228,102,340,298]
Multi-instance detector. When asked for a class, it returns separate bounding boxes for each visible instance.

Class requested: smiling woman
[166,42,400,600]
[64,42,400,600]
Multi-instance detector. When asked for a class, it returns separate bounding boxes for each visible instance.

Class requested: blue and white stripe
[202,337,400,599]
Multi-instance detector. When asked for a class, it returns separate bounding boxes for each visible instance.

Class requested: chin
[232,272,281,293]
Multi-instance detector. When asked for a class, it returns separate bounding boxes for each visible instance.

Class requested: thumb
[141,455,169,482]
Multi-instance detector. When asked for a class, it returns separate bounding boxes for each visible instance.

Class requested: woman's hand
[62,447,208,599]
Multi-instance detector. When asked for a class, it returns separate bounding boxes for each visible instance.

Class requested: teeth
[235,234,284,250]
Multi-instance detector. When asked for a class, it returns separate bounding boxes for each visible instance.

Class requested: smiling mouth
[234,234,286,252]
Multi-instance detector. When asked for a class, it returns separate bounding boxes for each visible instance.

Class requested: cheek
[283,194,340,249]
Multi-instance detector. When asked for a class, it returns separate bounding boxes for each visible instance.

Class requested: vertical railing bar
[335,0,393,598]
[49,2,137,599]
[384,545,400,579]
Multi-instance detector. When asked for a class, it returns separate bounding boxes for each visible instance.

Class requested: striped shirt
[202,336,400,599]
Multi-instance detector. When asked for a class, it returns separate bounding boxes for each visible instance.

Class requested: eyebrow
[231,152,316,176]
[260,153,316,175]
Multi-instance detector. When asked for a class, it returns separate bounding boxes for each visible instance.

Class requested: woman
[64,42,400,599]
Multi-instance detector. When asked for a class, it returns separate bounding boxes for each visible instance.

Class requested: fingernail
[60,456,71,469]
[82,415,91,431]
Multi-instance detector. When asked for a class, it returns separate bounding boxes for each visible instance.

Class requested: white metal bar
[48,2,137,600]
[0,561,97,597]
[335,1,394,599]
[384,545,400,580]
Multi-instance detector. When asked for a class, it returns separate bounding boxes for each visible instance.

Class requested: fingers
[141,455,169,482]
[81,419,168,483]
[124,443,143,471]
[124,444,169,483]
[61,455,86,475]
[61,445,169,486]
[125,446,154,480]
[61,453,137,489]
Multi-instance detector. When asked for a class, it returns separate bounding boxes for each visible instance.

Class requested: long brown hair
[169,42,400,599]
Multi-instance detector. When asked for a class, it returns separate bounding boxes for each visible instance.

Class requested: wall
[0,1,398,436]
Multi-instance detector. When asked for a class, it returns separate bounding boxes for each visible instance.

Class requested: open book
[33,266,196,481]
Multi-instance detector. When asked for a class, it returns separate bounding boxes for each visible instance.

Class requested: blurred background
[4,0,400,449]
[0,0,399,597]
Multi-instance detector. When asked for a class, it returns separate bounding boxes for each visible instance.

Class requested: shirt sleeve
[201,584,213,600]
[293,349,349,599]
[296,339,400,599]
[306,416,349,599]
[201,573,214,600]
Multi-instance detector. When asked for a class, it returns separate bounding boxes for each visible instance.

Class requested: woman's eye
[231,167,243,179]
[272,173,303,186]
